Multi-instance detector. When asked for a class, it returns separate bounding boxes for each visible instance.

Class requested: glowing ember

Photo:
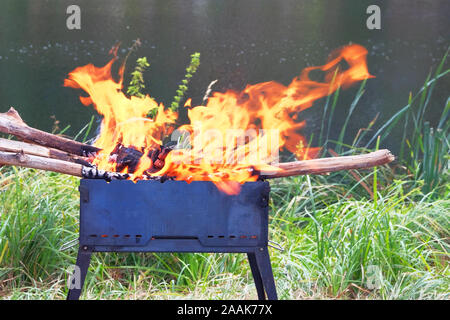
[64,44,373,194]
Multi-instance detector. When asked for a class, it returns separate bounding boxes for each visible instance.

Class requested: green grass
[0,165,448,300]
[0,53,448,300]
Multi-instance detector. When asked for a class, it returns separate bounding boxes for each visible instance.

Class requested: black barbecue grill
[67,179,278,300]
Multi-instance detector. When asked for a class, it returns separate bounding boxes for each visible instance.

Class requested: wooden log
[0,138,92,166]
[0,107,100,156]
[0,151,129,181]
[0,150,83,177]
[260,149,394,178]
[328,148,373,197]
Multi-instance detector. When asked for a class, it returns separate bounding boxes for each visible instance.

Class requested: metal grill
[67,179,277,300]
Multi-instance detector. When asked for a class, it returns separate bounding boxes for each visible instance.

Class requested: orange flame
[64,44,373,194]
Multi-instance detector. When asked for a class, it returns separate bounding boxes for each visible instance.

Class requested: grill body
[68,179,277,300]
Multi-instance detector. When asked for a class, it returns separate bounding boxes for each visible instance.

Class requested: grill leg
[247,252,266,300]
[254,247,278,300]
[67,247,92,300]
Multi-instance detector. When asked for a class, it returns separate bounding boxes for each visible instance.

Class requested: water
[0,0,449,153]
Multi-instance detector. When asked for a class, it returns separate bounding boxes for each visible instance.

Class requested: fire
[64,44,373,194]
[64,58,178,172]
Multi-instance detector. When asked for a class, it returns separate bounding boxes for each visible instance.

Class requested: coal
[109,143,174,174]
[114,144,144,173]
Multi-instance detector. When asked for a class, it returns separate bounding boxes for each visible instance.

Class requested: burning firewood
[109,144,144,173]
[108,143,173,174]
[145,145,173,173]
[0,107,394,184]
[0,147,394,182]
[0,107,100,157]
[0,107,173,176]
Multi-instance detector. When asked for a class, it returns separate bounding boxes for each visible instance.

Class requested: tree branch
[0,138,92,166]
[261,149,394,178]
[0,107,100,156]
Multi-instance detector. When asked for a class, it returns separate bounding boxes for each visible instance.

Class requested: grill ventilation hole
[89,234,140,239]
[204,235,256,239]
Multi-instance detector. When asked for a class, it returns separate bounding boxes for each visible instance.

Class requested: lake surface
[0,0,449,153]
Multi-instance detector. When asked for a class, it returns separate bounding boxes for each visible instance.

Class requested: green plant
[322,49,449,196]
[127,57,151,99]
[125,52,201,119]
[367,50,449,196]
[170,52,201,111]
[269,174,450,299]
[415,118,449,195]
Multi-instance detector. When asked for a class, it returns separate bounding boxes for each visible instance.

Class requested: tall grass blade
[336,80,366,154]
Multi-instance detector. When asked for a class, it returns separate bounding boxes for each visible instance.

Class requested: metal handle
[268,240,284,252]
[60,238,78,251]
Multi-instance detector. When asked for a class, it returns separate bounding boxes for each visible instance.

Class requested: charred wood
[111,144,144,173]
[81,166,129,181]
